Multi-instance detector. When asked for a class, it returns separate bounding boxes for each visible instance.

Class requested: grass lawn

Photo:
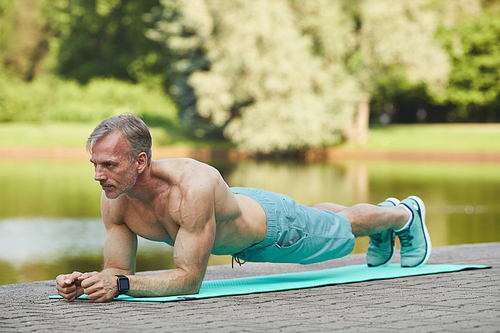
[339,124,500,152]
[0,123,231,149]
[0,122,499,152]
[0,123,96,148]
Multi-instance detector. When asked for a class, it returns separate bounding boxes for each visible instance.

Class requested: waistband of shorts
[230,187,278,250]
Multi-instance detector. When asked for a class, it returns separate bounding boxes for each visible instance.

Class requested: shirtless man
[56,114,431,302]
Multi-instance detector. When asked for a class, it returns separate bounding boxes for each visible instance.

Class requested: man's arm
[81,184,216,302]
[55,192,138,302]
[67,192,137,302]
[77,223,138,302]
[125,184,216,298]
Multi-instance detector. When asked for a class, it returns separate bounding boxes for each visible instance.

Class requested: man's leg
[313,197,431,268]
[366,198,400,267]
[311,202,409,237]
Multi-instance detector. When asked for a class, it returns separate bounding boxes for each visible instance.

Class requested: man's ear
[136,152,148,173]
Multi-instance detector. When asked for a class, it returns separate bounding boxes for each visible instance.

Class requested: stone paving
[0,242,498,333]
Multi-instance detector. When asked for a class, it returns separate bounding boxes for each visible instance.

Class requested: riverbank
[1,123,499,162]
[1,242,498,332]
[1,146,500,163]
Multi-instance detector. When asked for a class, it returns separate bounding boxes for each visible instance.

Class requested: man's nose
[94,165,106,181]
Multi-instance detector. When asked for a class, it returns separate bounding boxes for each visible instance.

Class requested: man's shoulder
[153,158,210,171]
[153,158,219,184]
[158,159,223,202]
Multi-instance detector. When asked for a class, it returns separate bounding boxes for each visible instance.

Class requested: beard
[101,172,137,199]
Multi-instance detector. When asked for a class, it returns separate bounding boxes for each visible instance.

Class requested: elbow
[184,278,202,295]
[167,269,203,296]
[159,279,200,297]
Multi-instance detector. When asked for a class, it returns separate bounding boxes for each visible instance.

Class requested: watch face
[118,277,129,292]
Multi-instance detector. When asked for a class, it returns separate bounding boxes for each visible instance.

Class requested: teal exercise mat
[50,264,491,302]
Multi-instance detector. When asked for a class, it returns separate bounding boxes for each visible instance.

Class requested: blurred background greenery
[1,0,500,285]
[1,0,499,154]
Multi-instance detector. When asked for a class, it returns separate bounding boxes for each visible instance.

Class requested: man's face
[90,130,138,199]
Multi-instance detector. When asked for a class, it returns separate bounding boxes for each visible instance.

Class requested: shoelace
[231,254,246,268]
[398,229,414,247]
[370,233,384,246]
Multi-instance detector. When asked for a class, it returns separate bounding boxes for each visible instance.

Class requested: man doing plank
[56,114,431,302]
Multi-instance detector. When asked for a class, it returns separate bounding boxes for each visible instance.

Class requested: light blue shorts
[231,187,355,265]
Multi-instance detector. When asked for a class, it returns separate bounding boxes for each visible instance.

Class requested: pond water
[1,158,499,285]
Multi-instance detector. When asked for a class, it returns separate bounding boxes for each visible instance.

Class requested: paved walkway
[1,243,498,332]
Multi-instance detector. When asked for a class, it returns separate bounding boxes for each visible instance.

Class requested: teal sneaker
[366,198,400,267]
[396,196,432,268]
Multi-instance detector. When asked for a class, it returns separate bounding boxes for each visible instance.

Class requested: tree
[150,0,359,152]
[149,0,479,152]
[0,0,52,81]
[0,0,177,125]
[437,14,500,122]
[344,0,463,142]
[49,0,164,84]
[368,0,484,124]
[0,0,166,85]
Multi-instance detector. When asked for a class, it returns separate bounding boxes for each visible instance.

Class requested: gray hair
[86,114,152,165]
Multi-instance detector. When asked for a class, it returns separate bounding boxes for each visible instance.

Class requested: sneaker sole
[404,195,432,268]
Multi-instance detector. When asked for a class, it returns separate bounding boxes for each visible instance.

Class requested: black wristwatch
[116,275,130,294]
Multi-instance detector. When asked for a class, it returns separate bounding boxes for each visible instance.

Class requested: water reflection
[0,160,101,217]
[1,159,499,285]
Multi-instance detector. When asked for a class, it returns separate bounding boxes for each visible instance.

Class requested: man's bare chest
[124,204,177,246]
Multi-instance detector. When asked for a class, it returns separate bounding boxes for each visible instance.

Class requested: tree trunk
[347,94,370,145]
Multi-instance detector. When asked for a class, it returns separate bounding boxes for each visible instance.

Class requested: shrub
[0,74,177,124]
